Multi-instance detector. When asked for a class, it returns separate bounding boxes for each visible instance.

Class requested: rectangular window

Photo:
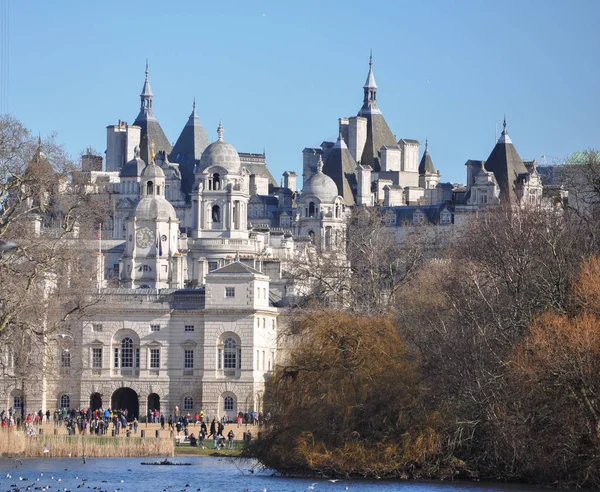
[92,348,102,368]
[184,325,194,332]
[208,261,218,272]
[150,325,160,332]
[135,348,140,368]
[184,349,194,369]
[150,348,160,369]
[114,347,119,368]
[92,323,103,332]
[61,350,71,368]
[225,287,235,298]
[262,350,265,370]
[218,349,222,369]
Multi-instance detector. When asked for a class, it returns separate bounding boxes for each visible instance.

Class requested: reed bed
[0,429,174,458]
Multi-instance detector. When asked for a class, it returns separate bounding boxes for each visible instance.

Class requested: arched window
[147,181,154,195]
[212,205,221,223]
[224,396,234,411]
[308,230,315,243]
[60,394,70,409]
[209,173,221,191]
[308,202,316,217]
[121,337,133,368]
[223,337,238,369]
[183,396,193,411]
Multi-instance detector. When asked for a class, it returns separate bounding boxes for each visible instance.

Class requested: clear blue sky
[3,0,600,184]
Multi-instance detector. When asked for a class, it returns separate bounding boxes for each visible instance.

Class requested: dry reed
[0,429,173,458]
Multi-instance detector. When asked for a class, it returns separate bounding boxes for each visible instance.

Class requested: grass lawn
[174,442,244,457]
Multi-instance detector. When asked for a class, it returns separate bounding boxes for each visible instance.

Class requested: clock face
[136,227,155,248]
[161,234,167,242]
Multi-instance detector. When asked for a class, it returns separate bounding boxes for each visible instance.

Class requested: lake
[0,457,547,492]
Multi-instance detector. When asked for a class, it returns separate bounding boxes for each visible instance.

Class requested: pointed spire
[217,120,224,141]
[364,50,378,90]
[498,115,512,144]
[418,138,436,175]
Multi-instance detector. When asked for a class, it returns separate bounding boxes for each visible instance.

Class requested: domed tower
[120,153,185,289]
[191,121,249,239]
[297,156,346,252]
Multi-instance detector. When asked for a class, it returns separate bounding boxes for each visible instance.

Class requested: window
[208,261,218,272]
[142,265,151,272]
[184,349,194,369]
[121,337,134,368]
[150,348,160,369]
[150,325,160,332]
[262,318,266,329]
[224,396,234,411]
[223,338,238,369]
[413,212,425,225]
[262,350,265,370]
[184,325,194,332]
[225,287,235,298]
[61,350,71,368]
[114,347,119,368]
[92,323,103,332]
[60,395,70,409]
[257,350,260,370]
[13,395,23,410]
[479,190,488,204]
[183,396,193,411]
[92,348,102,368]
[440,213,451,225]
[212,205,221,223]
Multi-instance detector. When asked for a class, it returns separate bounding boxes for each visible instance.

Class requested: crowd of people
[1,406,270,446]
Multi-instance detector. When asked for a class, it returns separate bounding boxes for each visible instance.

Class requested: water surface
[0,457,547,492]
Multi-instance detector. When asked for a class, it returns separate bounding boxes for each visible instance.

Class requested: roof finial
[317,155,324,173]
[503,114,507,131]
[425,137,428,151]
[369,49,373,69]
[217,120,224,141]
[145,59,149,78]
[193,96,196,112]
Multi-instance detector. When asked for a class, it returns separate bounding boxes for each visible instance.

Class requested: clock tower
[119,158,185,289]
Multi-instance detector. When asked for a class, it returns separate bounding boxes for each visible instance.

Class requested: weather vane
[151,139,156,163]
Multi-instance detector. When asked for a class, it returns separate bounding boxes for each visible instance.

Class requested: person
[236,414,242,427]
[199,409,204,422]
[133,418,138,433]
[189,433,197,447]
[199,428,206,448]
[168,414,174,430]
[160,413,165,429]
[209,418,216,437]
[213,431,218,449]
[227,429,235,449]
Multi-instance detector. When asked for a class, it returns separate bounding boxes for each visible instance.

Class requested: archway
[111,387,139,420]
[90,393,102,412]
[148,393,160,415]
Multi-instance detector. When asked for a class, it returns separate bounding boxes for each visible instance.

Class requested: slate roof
[169,101,210,200]
[357,112,398,172]
[239,153,278,187]
[390,204,454,225]
[484,121,528,204]
[322,135,357,205]
[418,142,437,175]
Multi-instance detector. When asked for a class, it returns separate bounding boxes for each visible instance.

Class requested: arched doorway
[90,393,102,412]
[148,393,160,415]
[111,388,139,420]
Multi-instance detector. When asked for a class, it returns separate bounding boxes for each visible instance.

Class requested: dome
[120,155,146,178]
[301,159,339,203]
[141,162,165,179]
[198,121,241,174]
[134,196,177,221]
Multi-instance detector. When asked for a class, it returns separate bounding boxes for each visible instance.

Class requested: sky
[2,0,600,185]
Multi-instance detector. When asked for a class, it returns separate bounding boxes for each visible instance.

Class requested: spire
[217,120,224,141]
[361,51,380,115]
[363,51,378,90]
[418,138,437,175]
[140,60,154,114]
[498,115,512,144]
